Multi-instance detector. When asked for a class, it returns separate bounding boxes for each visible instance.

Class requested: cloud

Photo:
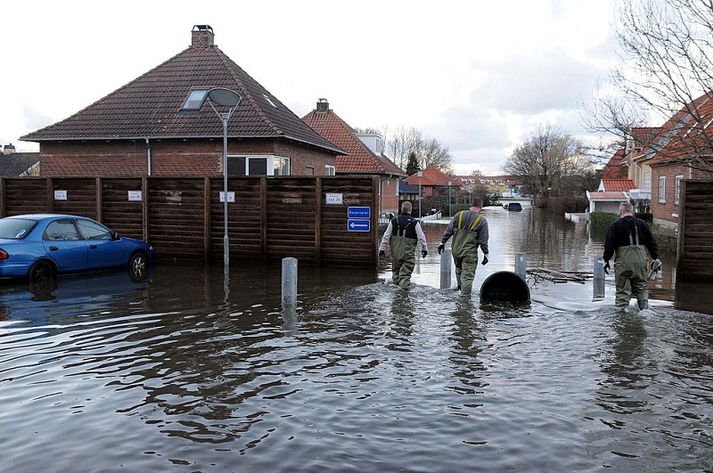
[21,103,54,132]
[473,49,603,115]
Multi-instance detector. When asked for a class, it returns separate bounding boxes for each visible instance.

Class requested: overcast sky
[2,0,619,174]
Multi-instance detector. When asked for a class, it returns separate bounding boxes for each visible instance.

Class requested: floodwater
[1,206,711,472]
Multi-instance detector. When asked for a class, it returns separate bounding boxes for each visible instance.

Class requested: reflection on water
[0,208,710,472]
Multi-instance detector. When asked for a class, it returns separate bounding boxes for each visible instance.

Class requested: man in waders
[603,202,660,309]
[379,201,428,289]
[437,197,489,295]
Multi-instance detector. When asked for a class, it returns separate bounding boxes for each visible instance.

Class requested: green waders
[390,235,417,289]
[614,225,649,308]
[451,212,482,295]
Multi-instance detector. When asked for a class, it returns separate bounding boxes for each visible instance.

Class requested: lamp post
[448,180,452,217]
[417,170,423,219]
[181,87,242,275]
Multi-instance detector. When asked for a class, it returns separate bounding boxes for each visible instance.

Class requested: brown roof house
[21,25,343,177]
[302,99,405,217]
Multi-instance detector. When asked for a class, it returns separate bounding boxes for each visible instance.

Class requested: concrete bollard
[593,256,605,301]
[282,257,298,307]
[515,253,527,280]
[440,249,452,289]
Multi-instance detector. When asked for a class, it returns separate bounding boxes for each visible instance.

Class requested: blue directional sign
[347,206,371,219]
[347,219,371,232]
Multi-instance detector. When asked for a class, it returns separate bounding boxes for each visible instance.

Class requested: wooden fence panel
[677,179,713,283]
[101,178,144,240]
[3,178,49,216]
[266,178,317,262]
[321,177,377,266]
[210,177,262,259]
[52,178,97,219]
[148,178,206,256]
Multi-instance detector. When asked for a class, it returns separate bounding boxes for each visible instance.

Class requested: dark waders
[390,235,417,289]
[451,212,482,295]
[614,225,649,308]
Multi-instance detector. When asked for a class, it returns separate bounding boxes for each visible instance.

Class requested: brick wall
[651,163,708,228]
[39,139,336,177]
[379,176,400,216]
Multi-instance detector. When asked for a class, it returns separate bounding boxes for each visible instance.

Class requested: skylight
[181,89,210,111]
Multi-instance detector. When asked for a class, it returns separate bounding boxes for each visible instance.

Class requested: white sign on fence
[326,193,343,205]
[128,190,142,202]
[53,190,67,201]
[219,192,236,203]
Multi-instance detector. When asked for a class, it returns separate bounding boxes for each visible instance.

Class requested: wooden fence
[0,176,379,267]
[676,179,713,314]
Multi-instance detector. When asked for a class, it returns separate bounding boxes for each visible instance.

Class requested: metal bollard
[515,253,527,280]
[282,257,298,307]
[593,256,605,301]
[440,249,452,289]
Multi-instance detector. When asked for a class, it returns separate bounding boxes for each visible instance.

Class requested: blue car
[0,214,155,281]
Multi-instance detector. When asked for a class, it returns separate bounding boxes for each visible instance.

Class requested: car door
[42,218,88,273]
[75,218,127,269]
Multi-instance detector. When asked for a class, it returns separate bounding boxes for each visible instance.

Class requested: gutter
[145,138,152,176]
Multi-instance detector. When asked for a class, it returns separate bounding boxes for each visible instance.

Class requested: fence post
[315,177,322,266]
[282,257,298,307]
[46,177,54,213]
[515,253,527,280]
[593,256,606,301]
[0,177,5,218]
[141,177,149,241]
[95,177,103,223]
[440,249,452,289]
[203,177,211,257]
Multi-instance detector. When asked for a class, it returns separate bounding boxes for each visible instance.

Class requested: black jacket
[390,213,418,240]
[603,216,659,262]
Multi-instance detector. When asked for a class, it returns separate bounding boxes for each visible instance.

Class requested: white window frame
[658,176,666,203]
[227,155,291,176]
[675,175,683,206]
[324,164,336,176]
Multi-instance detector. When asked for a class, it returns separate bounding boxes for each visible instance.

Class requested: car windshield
[0,218,37,239]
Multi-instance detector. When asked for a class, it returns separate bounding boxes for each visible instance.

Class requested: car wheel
[28,260,54,282]
[128,252,148,281]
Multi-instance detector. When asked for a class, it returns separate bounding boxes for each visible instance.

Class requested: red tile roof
[601,178,635,192]
[649,92,713,166]
[301,106,405,176]
[630,127,661,149]
[404,167,461,187]
[21,39,342,154]
[587,191,629,201]
[602,148,628,179]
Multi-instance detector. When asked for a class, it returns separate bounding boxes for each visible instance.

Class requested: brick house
[648,93,713,228]
[402,167,462,200]
[301,99,405,217]
[21,25,343,177]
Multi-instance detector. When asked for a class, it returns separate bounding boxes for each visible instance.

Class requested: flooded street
[1,207,711,472]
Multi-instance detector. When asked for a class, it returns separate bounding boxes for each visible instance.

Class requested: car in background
[504,202,523,212]
[0,214,155,281]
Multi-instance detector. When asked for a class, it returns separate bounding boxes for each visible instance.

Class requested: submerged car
[0,214,155,281]
[504,202,523,212]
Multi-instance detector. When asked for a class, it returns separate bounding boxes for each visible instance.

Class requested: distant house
[21,25,343,177]
[402,167,461,201]
[301,99,405,217]
[598,178,635,193]
[621,126,662,201]
[0,144,39,177]
[586,191,630,214]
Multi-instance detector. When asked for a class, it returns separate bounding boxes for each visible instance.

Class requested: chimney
[191,25,214,48]
[316,98,330,112]
[3,143,15,155]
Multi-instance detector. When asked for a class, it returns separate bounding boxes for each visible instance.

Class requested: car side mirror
[112,231,119,240]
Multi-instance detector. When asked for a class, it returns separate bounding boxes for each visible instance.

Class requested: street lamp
[181,87,242,274]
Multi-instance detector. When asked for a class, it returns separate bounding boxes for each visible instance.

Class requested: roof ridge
[22,48,188,141]
[213,47,282,136]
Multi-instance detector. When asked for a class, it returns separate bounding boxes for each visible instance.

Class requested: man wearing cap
[438,197,489,295]
[603,201,660,309]
[379,201,428,289]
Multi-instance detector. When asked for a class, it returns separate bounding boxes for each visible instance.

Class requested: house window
[658,176,666,203]
[304,166,315,176]
[675,175,683,205]
[324,165,336,176]
[227,155,291,176]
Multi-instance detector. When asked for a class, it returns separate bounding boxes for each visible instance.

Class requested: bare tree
[382,125,423,170]
[420,137,453,173]
[504,126,594,206]
[603,0,713,173]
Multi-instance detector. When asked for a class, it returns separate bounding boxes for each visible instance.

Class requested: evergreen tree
[406,152,421,176]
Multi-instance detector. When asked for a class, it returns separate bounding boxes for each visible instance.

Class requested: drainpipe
[145,138,152,176]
